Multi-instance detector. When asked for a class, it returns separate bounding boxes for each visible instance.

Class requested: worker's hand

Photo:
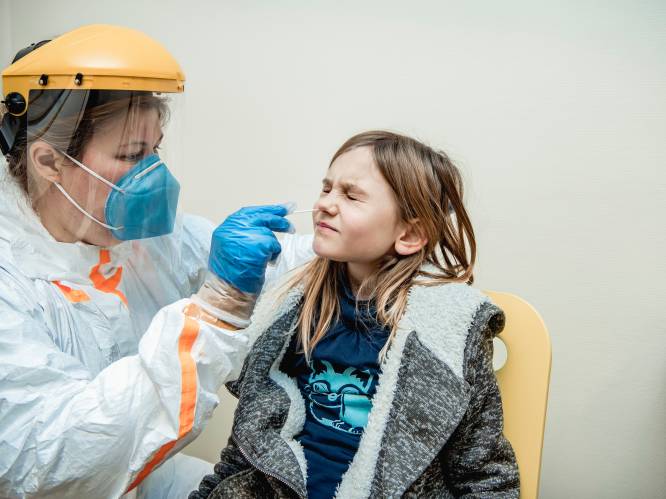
[209,204,293,295]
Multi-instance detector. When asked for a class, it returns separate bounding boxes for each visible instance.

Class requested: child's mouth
[317,222,338,232]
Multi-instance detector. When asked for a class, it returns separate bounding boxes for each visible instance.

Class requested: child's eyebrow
[322,178,367,195]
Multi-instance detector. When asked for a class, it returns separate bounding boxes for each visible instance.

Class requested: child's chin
[313,243,345,261]
[313,248,334,259]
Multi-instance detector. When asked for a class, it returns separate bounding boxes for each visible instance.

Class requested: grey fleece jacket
[190,280,520,498]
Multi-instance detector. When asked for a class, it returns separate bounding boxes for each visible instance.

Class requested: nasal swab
[289,208,318,214]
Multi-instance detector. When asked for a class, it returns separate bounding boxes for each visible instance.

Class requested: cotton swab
[289,208,318,215]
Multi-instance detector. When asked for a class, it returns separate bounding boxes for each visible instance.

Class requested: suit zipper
[232,433,306,499]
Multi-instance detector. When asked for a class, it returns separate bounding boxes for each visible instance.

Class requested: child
[190,131,519,498]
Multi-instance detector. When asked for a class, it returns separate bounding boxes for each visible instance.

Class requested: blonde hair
[287,130,476,361]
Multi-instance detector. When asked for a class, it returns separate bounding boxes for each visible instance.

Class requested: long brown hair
[288,130,476,361]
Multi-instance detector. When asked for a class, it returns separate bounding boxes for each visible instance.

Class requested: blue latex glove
[209,204,293,294]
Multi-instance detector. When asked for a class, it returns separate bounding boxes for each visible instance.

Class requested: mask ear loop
[45,144,125,231]
[58,149,125,194]
[52,182,122,230]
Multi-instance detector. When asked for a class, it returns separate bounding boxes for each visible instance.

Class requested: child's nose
[314,195,338,216]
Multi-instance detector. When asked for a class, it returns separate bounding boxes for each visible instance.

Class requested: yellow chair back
[485,291,552,499]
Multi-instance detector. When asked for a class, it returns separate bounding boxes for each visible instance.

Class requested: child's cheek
[348,207,375,237]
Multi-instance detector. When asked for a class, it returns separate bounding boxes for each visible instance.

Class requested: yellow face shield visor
[1,24,185,155]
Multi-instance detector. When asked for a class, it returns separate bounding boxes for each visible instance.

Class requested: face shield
[1,25,187,246]
[24,88,185,243]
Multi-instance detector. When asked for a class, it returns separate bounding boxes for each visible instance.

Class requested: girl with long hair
[191,130,519,498]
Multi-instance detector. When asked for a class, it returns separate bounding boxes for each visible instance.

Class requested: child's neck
[346,262,378,300]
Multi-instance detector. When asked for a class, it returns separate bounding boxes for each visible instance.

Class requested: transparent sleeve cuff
[190,272,258,329]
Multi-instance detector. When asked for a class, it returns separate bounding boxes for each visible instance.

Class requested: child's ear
[394,218,428,256]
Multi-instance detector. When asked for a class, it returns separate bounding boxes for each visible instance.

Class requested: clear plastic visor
[25,88,184,244]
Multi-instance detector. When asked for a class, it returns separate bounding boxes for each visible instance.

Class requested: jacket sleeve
[0,268,250,498]
[441,303,520,498]
[188,438,251,499]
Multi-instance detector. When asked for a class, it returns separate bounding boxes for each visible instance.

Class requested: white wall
[0,1,10,81]
[3,1,665,497]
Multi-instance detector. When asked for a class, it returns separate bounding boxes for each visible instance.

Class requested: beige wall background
[2,1,664,497]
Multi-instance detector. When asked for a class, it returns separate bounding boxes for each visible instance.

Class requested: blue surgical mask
[54,151,180,241]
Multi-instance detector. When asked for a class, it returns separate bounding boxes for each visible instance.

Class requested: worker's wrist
[191,272,257,327]
[183,302,239,331]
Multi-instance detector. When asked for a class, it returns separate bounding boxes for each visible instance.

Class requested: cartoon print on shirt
[303,359,375,434]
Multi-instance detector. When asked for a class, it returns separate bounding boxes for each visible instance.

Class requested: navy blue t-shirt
[281,276,390,499]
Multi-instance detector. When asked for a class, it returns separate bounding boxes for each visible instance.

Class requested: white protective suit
[0,165,314,498]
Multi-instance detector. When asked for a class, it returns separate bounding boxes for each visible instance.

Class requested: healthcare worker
[0,25,313,498]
